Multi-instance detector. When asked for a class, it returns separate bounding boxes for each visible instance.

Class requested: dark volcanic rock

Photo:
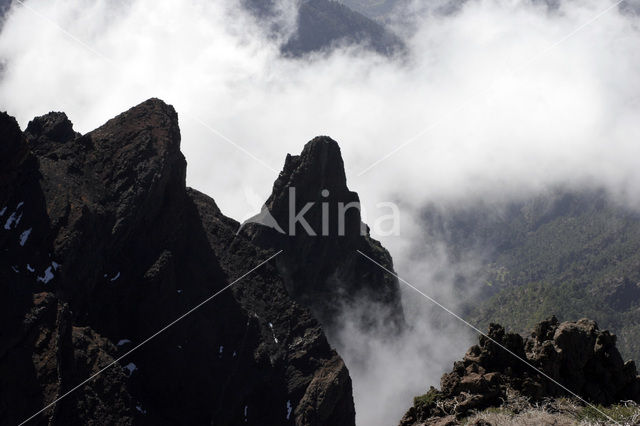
[400,317,640,425]
[244,136,404,336]
[25,112,79,143]
[0,111,29,181]
[24,112,81,156]
[0,99,355,425]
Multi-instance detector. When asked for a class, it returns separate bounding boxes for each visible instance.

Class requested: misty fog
[2,0,640,424]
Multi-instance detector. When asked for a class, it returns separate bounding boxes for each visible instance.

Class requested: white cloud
[1,0,640,424]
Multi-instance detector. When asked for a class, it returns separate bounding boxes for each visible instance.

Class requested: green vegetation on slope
[463,399,640,425]
[422,189,640,361]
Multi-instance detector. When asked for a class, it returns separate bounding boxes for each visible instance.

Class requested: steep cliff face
[0,99,355,425]
[244,136,404,336]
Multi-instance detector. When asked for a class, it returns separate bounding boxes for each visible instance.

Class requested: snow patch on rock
[286,400,293,420]
[124,362,137,376]
[37,267,54,284]
[19,228,32,246]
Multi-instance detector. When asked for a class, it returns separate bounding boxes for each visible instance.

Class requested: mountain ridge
[0,98,371,425]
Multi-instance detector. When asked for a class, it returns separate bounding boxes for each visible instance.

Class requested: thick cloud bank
[2,0,640,424]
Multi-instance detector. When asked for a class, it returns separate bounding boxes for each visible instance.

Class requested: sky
[1,0,640,424]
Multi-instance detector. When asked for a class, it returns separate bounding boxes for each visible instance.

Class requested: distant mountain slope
[245,0,404,56]
[283,0,403,56]
[0,0,404,58]
[0,0,11,28]
[338,0,401,20]
[421,189,640,362]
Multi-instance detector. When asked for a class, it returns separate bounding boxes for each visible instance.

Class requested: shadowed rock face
[400,317,640,425]
[24,112,81,156]
[0,99,355,425]
[245,136,405,338]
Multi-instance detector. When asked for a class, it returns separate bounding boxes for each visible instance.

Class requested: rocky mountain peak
[1,99,357,425]
[32,98,187,269]
[247,135,404,337]
[25,111,78,144]
[275,136,349,195]
[264,135,361,239]
[86,98,183,173]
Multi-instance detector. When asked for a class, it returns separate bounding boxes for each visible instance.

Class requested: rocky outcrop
[0,99,355,425]
[400,317,640,425]
[244,136,404,337]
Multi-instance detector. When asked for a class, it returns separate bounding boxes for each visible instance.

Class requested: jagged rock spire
[247,135,404,336]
